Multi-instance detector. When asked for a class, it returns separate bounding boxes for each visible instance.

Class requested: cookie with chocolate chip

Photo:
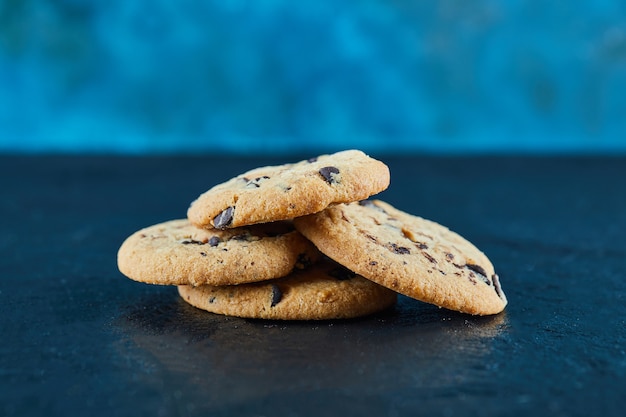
[117,219,319,286]
[177,259,397,320]
[187,150,390,229]
[294,200,507,315]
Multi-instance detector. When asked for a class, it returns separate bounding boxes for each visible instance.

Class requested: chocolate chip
[369,261,378,266]
[200,252,207,256]
[307,157,318,163]
[319,166,340,184]
[213,206,234,229]
[390,243,410,255]
[466,263,488,277]
[416,242,428,250]
[422,252,437,264]
[328,266,356,281]
[466,264,491,285]
[208,236,220,247]
[181,239,205,245]
[247,176,270,188]
[209,296,216,304]
[295,253,313,270]
[492,274,504,299]
[445,252,454,261]
[359,200,388,214]
[365,234,378,243]
[270,284,282,307]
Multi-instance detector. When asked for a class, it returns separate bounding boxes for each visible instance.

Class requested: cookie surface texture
[187,150,390,229]
[117,219,319,286]
[294,200,507,315]
[178,259,397,320]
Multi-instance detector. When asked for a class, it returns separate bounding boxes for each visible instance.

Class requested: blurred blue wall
[1,0,625,154]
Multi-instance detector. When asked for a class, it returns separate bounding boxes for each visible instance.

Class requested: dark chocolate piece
[249,175,270,187]
[389,243,410,255]
[208,236,220,247]
[422,251,437,264]
[492,274,504,299]
[270,284,283,307]
[307,157,318,163]
[181,239,205,245]
[359,199,388,214]
[466,263,488,277]
[319,166,340,184]
[366,233,378,243]
[213,206,234,229]
[295,253,313,270]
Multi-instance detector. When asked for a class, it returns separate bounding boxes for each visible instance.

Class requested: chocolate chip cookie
[117,219,320,286]
[178,259,397,320]
[294,200,507,315]
[187,150,390,229]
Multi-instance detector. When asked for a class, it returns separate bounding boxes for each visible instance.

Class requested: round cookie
[294,200,507,316]
[177,259,397,320]
[118,219,320,286]
[187,150,390,229]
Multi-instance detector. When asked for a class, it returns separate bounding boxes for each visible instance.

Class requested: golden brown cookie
[178,259,397,320]
[294,200,507,315]
[117,219,319,286]
[187,150,390,229]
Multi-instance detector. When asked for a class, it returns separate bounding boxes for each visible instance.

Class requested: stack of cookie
[118,150,507,320]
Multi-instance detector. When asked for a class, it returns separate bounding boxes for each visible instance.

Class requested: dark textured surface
[1,155,625,416]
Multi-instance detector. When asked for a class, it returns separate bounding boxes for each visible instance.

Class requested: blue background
[1,0,625,155]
